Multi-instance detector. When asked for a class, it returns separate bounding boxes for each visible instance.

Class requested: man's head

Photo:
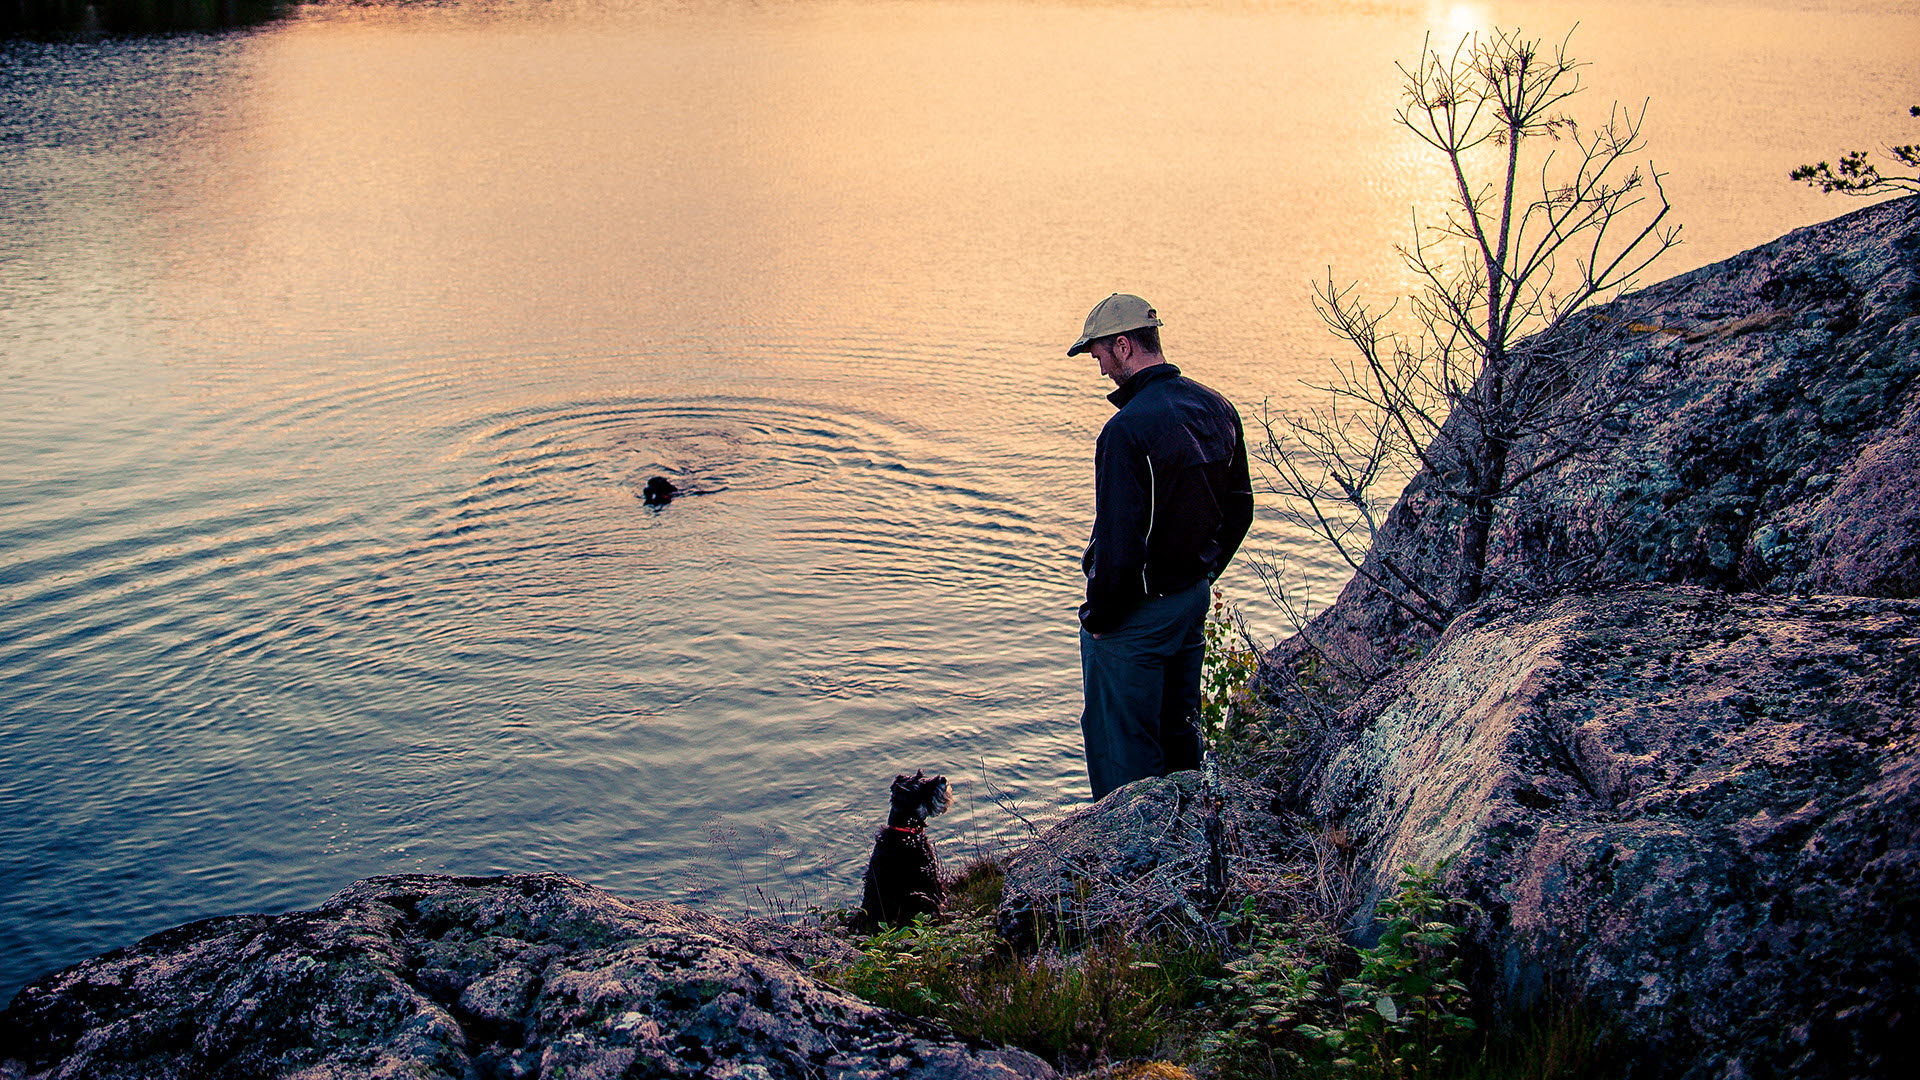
[1069,293,1165,385]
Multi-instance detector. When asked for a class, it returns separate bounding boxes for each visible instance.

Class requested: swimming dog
[642,476,680,504]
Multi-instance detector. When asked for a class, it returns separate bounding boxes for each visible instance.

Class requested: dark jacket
[1081,363,1253,634]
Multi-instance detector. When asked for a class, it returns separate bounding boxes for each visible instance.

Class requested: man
[1068,293,1254,800]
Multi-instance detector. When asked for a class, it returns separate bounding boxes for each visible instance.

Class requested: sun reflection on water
[1426,2,1487,39]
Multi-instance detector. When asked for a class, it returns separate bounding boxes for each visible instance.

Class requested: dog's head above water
[888,770,952,825]
[641,476,678,505]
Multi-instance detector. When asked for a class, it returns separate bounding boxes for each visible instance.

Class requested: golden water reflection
[136,0,1919,407]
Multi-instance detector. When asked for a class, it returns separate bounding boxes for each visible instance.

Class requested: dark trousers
[1078,577,1209,800]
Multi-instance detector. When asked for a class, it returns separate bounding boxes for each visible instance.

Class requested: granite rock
[995,770,1307,951]
[1305,585,1919,1078]
[0,873,1055,1080]
[1296,195,1920,683]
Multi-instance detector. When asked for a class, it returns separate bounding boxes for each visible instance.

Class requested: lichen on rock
[1302,585,1919,1077]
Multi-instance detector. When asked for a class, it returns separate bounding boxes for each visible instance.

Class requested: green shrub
[1197,902,1345,1076]
[1196,866,1613,1080]
[1199,866,1479,1079]
[819,911,1004,1015]
[1302,865,1478,1075]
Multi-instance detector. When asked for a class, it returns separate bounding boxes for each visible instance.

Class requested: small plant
[1304,865,1479,1075]
[1198,901,1345,1076]
[1198,865,1481,1079]
[1201,591,1265,750]
[1791,105,1920,196]
[821,911,1005,1014]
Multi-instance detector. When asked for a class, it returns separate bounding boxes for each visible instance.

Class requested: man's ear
[1110,333,1133,364]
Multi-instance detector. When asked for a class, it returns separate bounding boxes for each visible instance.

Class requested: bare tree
[1260,28,1680,638]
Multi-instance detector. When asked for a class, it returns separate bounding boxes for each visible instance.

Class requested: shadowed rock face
[1307,586,1919,1078]
[994,771,1303,951]
[1299,195,1920,683]
[0,873,1054,1080]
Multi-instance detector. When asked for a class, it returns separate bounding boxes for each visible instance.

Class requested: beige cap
[1068,293,1163,356]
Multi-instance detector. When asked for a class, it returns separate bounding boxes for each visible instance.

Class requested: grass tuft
[944,855,1007,915]
[818,911,1221,1071]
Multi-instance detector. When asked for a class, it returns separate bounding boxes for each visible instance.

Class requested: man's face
[1088,337,1125,384]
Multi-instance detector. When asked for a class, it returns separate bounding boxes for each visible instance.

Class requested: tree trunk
[1457,430,1510,611]
[1458,496,1494,610]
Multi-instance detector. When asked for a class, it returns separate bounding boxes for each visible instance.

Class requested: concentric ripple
[0,358,1098,1003]
[460,394,915,501]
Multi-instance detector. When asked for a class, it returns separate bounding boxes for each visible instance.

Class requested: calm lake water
[3,0,1915,998]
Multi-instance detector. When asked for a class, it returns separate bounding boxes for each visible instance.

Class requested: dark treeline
[0,0,289,37]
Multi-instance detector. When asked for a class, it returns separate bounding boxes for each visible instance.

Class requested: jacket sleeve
[1080,423,1152,635]
[1211,411,1255,579]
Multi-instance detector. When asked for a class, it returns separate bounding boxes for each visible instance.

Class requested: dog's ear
[923,775,953,816]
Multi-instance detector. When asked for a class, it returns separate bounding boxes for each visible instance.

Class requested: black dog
[641,476,679,505]
[860,770,952,929]
[641,475,725,506]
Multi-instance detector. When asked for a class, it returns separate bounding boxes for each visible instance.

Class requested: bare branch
[1252,26,1679,646]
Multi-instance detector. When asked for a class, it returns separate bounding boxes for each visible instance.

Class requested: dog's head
[889,770,952,822]
[642,476,678,504]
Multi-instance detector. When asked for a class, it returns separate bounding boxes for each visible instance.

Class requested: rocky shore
[1302,586,1918,1074]
[0,874,1052,1079]
[5,199,1915,1079]
[1255,194,1919,1076]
